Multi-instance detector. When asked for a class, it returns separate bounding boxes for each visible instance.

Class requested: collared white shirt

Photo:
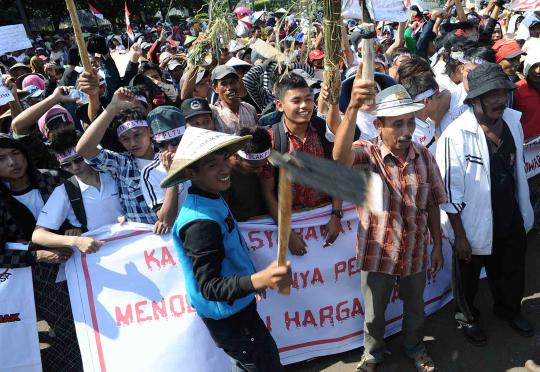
[436,107,534,255]
[37,173,123,232]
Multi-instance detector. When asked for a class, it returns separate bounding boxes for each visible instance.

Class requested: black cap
[181,98,213,119]
[465,62,517,102]
[210,65,239,82]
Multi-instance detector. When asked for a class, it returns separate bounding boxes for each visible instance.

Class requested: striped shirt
[352,138,447,277]
[211,101,257,134]
[86,149,158,224]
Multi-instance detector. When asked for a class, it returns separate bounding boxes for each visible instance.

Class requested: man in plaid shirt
[334,81,447,372]
[77,87,158,225]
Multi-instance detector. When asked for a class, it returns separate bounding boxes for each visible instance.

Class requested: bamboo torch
[65,0,92,72]
[276,167,292,295]
[318,0,343,113]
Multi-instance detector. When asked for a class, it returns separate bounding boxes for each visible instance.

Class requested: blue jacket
[172,193,255,319]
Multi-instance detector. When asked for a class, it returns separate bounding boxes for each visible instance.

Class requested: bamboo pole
[359,0,375,105]
[318,0,342,114]
[277,167,292,295]
[65,0,92,72]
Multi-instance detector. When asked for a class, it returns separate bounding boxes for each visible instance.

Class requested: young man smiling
[210,65,257,134]
[161,127,291,372]
[334,82,447,372]
[76,87,158,225]
[260,73,343,255]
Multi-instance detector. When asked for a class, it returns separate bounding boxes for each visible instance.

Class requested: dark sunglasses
[60,156,84,170]
[157,137,181,149]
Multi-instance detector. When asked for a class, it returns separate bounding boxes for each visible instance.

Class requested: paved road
[285,231,540,372]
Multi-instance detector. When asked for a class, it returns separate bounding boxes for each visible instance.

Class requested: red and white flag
[88,2,104,20]
[507,0,540,11]
[125,2,135,41]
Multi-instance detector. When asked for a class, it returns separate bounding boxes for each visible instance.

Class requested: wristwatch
[331,209,344,219]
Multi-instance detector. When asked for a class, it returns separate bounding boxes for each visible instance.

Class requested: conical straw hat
[160,127,252,188]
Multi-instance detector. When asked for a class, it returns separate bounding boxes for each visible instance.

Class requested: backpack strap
[63,176,88,233]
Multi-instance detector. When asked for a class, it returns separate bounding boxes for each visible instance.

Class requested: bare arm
[385,21,407,60]
[180,65,199,100]
[32,227,103,253]
[454,0,468,22]
[427,203,442,249]
[11,87,75,135]
[76,87,135,158]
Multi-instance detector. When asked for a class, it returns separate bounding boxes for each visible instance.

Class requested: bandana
[392,53,411,65]
[56,147,78,163]
[237,148,271,161]
[153,127,185,142]
[46,112,70,127]
[413,88,439,102]
[116,120,148,137]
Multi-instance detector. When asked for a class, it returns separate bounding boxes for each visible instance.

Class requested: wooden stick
[358,0,375,105]
[277,167,292,295]
[65,0,92,72]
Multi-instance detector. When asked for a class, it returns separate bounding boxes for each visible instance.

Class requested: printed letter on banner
[0,243,42,372]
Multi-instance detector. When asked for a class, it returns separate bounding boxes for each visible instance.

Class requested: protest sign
[524,139,540,179]
[342,0,409,22]
[0,243,42,372]
[65,204,453,370]
[110,51,132,78]
[507,0,540,11]
[0,80,14,106]
[0,24,32,56]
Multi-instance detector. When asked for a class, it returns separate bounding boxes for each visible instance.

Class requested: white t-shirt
[356,110,379,140]
[136,158,154,171]
[438,83,468,136]
[13,189,44,220]
[37,173,123,232]
[140,159,189,212]
[413,117,437,155]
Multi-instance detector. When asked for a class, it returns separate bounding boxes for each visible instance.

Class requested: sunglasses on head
[60,156,84,170]
[157,137,181,149]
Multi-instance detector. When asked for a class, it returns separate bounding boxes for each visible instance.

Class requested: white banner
[342,0,410,22]
[0,24,32,56]
[0,243,42,372]
[65,204,453,370]
[525,140,540,179]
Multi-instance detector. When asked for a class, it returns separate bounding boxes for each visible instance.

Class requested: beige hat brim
[376,102,425,117]
[160,135,252,188]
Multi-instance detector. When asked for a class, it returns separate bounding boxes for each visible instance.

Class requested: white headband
[116,120,148,137]
[237,148,271,161]
[56,147,78,163]
[135,95,148,104]
[153,127,185,142]
[413,88,439,102]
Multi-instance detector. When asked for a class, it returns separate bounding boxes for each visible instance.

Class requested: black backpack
[63,176,88,233]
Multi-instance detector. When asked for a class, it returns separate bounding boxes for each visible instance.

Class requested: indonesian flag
[507,0,540,11]
[125,2,135,41]
[88,2,104,20]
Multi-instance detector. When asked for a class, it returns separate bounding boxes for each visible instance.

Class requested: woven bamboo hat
[160,127,252,188]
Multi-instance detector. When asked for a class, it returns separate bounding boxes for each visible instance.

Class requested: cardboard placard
[0,25,32,55]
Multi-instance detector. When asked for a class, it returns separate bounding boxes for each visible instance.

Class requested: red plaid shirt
[352,138,447,277]
[261,123,331,209]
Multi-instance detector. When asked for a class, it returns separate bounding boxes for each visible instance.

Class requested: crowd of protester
[1,0,540,371]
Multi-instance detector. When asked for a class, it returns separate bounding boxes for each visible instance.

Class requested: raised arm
[76,87,135,158]
[333,77,376,166]
[11,86,75,135]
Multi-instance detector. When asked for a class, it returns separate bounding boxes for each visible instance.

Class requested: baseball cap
[38,105,74,138]
[147,106,186,142]
[309,49,325,62]
[23,85,45,98]
[181,97,213,119]
[291,69,320,87]
[524,51,540,77]
[211,65,239,81]
[167,59,184,71]
[21,74,46,90]
[492,38,525,64]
